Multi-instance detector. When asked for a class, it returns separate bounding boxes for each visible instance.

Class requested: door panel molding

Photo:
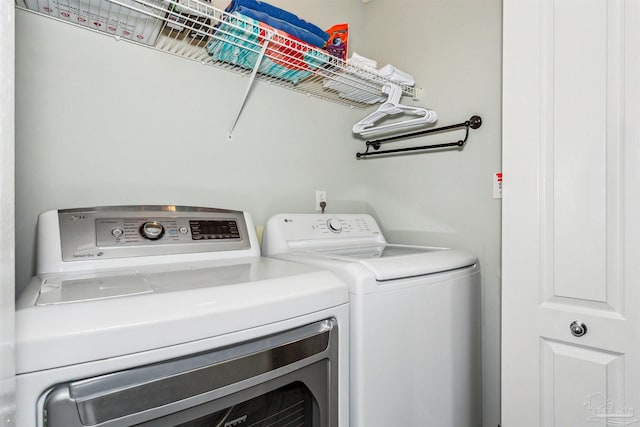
[541,339,625,427]
[540,0,625,309]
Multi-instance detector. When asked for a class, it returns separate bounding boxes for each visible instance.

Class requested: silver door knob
[570,321,588,337]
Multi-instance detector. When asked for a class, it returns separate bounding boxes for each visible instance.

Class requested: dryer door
[43,319,339,427]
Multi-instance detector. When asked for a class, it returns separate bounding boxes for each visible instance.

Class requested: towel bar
[356,115,482,158]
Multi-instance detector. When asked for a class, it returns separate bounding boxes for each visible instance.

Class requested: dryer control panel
[39,206,256,268]
[95,217,241,246]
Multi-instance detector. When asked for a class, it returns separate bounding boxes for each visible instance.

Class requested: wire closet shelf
[16,0,419,110]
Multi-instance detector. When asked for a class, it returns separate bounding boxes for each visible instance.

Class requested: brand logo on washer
[224,415,247,427]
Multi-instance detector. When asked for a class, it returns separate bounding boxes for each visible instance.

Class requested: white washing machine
[15,206,349,427]
[262,213,481,427]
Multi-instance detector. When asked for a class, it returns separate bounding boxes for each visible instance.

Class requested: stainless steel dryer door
[43,319,339,427]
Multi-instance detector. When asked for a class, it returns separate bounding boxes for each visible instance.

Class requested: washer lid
[294,244,477,281]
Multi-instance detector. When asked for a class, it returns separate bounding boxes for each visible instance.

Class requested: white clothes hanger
[352,83,437,138]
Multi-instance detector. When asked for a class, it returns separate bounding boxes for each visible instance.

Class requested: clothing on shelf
[347,52,377,71]
[322,52,415,104]
[378,64,415,86]
[224,0,329,48]
[207,12,329,84]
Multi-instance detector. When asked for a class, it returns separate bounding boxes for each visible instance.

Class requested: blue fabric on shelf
[234,6,326,48]
[225,0,329,48]
[207,12,330,85]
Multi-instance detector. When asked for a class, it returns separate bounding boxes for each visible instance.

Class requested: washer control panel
[57,206,250,262]
[262,214,387,255]
[279,214,380,238]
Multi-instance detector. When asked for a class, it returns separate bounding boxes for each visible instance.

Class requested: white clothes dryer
[262,213,481,427]
[16,206,349,427]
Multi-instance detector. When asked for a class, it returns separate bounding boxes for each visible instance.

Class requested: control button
[140,221,165,240]
[179,227,189,234]
[111,227,124,238]
[327,218,343,233]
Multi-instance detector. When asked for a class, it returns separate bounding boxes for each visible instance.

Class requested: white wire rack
[17,0,420,137]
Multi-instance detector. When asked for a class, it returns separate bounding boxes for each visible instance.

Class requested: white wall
[0,0,15,422]
[14,4,368,292]
[15,1,502,425]
[357,2,502,427]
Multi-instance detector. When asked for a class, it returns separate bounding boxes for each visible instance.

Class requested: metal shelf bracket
[227,32,274,141]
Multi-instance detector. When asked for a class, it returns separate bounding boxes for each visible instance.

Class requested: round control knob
[111,227,124,238]
[140,221,165,240]
[327,218,343,233]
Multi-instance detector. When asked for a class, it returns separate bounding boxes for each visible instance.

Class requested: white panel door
[502,1,640,426]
